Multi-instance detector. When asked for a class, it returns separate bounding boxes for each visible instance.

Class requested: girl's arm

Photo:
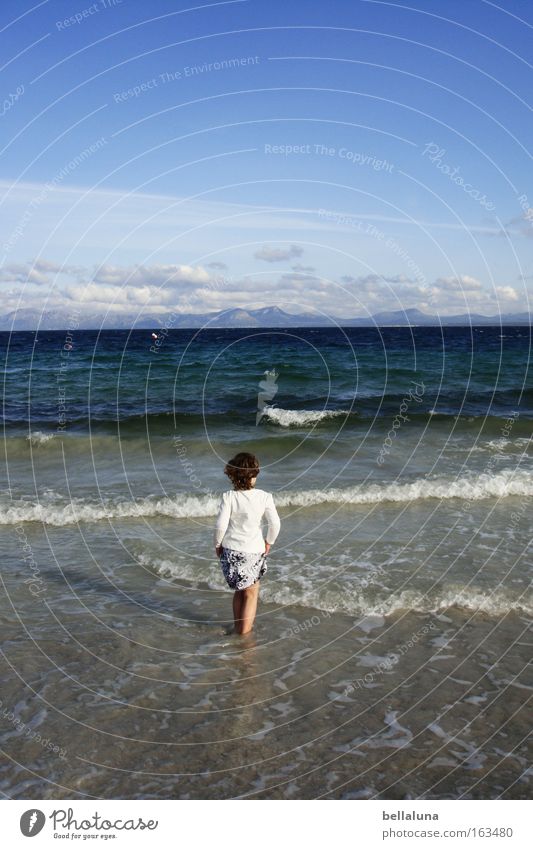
[214,493,231,556]
[263,493,281,551]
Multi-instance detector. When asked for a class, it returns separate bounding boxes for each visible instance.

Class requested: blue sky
[1,0,532,320]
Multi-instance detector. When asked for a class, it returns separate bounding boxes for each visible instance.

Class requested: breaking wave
[260,406,351,426]
[3,468,532,526]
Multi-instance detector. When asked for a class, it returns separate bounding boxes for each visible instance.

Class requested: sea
[0,325,531,799]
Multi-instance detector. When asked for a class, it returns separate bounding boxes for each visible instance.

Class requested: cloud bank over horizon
[0,252,526,321]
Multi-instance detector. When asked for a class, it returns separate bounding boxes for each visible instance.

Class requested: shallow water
[1,558,531,799]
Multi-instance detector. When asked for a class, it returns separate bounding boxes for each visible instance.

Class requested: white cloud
[0,263,50,285]
[0,254,528,319]
[495,285,519,301]
[93,263,210,287]
[292,263,315,273]
[33,259,80,274]
[0,260,81,285]
[254,244,303,263]
[433,275,483,291]
[497,216,533,240]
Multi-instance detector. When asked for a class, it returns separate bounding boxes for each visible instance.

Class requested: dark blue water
[1,326,532,433]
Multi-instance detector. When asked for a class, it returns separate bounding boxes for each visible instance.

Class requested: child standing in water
[214,453,280,635]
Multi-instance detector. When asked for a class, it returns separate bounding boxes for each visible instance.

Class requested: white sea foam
[261,406,350,426]
[0,492,223,526]
[137,553,533,617]
[26,431,55,445]
[485,437,532,452]
[272,468,533,508]
[2,468,532,526]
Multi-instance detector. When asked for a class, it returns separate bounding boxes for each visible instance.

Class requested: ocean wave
[261,406,351,426]
[26,431,56,446]
[3,404,533,434]
[3,431,320,460]
[0,492,222,526]
[3,468,532,526]
[274,470,533,508]
[137,554,533,617]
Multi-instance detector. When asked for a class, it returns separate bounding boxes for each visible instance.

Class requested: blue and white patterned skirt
[219,547,267,590]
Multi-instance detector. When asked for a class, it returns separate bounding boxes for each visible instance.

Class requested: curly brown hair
[224,452,260,490]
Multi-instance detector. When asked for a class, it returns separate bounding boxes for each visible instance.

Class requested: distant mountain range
[0,305,531,330]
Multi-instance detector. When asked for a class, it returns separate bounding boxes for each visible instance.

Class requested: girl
[214,452,280,635]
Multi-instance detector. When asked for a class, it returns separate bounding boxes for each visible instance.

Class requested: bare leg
[237,582,260,635]
[232,590,244,631]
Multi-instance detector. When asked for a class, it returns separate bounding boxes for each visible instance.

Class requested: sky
[1,0,532,321]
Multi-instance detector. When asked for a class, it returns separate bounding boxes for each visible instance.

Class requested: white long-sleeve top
[214,488,281,553]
